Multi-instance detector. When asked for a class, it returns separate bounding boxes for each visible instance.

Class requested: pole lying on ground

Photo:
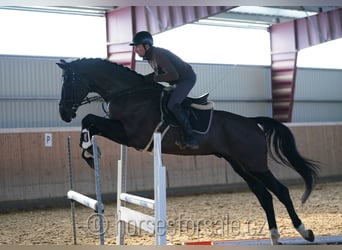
[67,190,100,211]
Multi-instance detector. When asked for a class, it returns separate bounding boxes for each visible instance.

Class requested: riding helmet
[130,31,153,46]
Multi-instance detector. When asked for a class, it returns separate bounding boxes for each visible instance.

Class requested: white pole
[154,132,167,245]
[92,136,105,245]
[116,134,166,245]
[67,190,100,211]
[116,144,127,245]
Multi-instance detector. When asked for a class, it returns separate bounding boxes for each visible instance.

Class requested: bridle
[59,70,103,112]
[59,66,151,118]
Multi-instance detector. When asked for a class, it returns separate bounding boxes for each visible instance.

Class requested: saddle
[160,88,214,134]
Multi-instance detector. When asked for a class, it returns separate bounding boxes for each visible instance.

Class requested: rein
[78,95,110,117]
[77,95,103,108]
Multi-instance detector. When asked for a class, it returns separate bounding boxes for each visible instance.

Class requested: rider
[130,31,199,150]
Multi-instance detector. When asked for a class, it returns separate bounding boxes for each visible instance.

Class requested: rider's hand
[144,73,155,84]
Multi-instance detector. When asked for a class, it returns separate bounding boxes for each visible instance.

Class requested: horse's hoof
[296,224,315,242]
[271,240,283,246]
[270,228,280,245]
[82,150,94,169]
[304,229,315,242]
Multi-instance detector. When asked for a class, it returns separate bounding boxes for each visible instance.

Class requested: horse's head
[57,59,90,122]
[57,58,154,122]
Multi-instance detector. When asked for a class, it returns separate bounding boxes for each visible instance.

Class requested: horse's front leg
[80,114,128,168]
[80,127,100,169]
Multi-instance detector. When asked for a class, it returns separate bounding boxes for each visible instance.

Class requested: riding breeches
[167,74,196,111]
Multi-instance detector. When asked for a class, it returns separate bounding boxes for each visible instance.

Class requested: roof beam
[270,7,342,122]
[106,6,234,69]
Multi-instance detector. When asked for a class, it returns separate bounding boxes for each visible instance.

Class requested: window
[2,8,341,69]
[147,24,271,66]
[0,9,107,57]
[297,38,342,69]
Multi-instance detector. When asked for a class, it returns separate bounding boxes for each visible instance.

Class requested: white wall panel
[295,68,342,101]
[0,56,61,97]
[1,56,341,129]
[136,62,273,118]
[293,68,342,122]
[136,62,272,100]
[0,100,104,128]
[0,56,105,128]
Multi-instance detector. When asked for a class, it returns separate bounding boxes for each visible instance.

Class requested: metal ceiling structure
[106,6,336,67]
[2,5,342,121]
[205,6,338,28]
[269,8,342,121]
[0,6,115,16]
[1,6,337,22]
[106,6,235,69]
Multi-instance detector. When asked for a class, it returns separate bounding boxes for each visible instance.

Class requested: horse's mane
[70,58,144,82]
[68,58,164,102]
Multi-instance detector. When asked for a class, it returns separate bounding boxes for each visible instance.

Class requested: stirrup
[175,139,199,150]
[186,142,199,150]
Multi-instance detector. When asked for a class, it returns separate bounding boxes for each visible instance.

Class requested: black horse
[58,58,319,245]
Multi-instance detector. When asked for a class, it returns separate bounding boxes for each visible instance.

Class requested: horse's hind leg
[253,170,315,242]
[228,162,281,245]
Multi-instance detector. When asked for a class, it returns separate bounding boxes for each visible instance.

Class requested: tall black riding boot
[171,104,199,150]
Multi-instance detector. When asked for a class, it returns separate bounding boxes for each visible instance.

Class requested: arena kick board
[185,235,342,245]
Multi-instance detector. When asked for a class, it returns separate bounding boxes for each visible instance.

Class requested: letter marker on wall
[45,133,52,147]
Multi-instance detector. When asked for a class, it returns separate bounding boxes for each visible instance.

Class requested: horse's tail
[253,116,320,203]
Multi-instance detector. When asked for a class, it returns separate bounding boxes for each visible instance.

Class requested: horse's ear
[57,59,68,70]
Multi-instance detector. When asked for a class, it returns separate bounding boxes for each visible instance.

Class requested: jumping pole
[116,132,167,245]
[67,136,105,245]
[67,136,77,245]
